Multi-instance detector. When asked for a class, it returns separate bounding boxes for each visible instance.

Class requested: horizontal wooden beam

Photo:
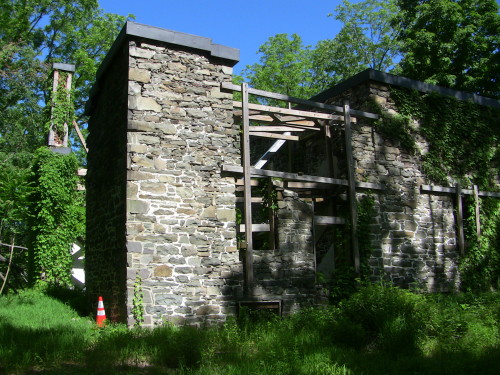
[249,132,300,141]
[421,185,500,198]
[248,126,309,132]
[314,216,346,225]
[233,101,345,122]
[235,197,264,203]
[238,224,271,232]
[222,164,385,190]
[221,82,379,119]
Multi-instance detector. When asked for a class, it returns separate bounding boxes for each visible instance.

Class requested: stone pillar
[86,22,241,326]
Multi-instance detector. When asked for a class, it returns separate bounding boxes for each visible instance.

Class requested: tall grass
[0,285,498,374]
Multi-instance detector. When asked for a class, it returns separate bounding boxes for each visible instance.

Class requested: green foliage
[395,0,500,98]
[371,98,416,152]
[132,274,144,327]
[243,33,316,102]
[28,147,85,287]
[47,71,75,136]
[313,0,401,89]
[461,197,500,291]
[388,87,499,290]
[356,79,500,292]
[1,287,499,374]
[337,282,427,353]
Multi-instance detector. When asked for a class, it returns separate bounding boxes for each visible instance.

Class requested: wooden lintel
[249,132,300,141]
[238,224,271,232]
[314,216,346,225]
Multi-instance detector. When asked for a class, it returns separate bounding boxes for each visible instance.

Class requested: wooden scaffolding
[221,82,383,294]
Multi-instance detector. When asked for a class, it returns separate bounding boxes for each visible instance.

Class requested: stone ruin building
[84,21,500,326]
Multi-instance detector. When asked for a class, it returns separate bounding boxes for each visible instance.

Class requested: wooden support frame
[456,184,465,256]
[241,83,254,294]
[223,164,385,191]
[343,101,360,274]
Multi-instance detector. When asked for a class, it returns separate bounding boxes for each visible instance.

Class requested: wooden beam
[223,164,385,190]
[233,101,343,121]
[421,185,500,198]
[249,132,300,141]
[248,126,309,132]
[238,224,271,232]
[474,185,481,239]
[241,83,254,293]
[456,183,465,256]
[344,101,360,274]
[221,82,379,119]
[235,197,264,203]
[72,120,88,153]
[314,216,346,225]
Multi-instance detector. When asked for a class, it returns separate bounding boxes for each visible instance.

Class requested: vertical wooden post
[473,185,481,239]
[267,177,276,250]
[241,83,254,294]
[343,101,360,274]
[456,183,465,256]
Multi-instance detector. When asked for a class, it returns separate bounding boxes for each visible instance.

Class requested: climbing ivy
[46,71,75,138]
[381,87,500,290]
[28,147,85,287]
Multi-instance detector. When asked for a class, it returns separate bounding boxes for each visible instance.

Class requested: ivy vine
[47,71,75,138]
[380,87,499,291]
[28,147,85,287]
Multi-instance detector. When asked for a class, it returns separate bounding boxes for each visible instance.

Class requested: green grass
[0,285,499,375]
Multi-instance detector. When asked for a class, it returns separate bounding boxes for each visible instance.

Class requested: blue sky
[98,0,344,76]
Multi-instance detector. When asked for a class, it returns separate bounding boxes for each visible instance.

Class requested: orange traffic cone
[96,296,106,327]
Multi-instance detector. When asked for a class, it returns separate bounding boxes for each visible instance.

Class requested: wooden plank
[344,101,360,274]
[221,82,379,119]
[241,83,254,292]
[233,101,341,121]
[474,185,481,239]
[422,185,500,198]
[254,138,287,169]
[248,126,309,132]
[224,165,385,190]
[223,164,349,186]
[238,224,271,232]
[314,216,346,225]
[249,132,300,141]
[235,197,264,203]
[456,184,465,256]
[72,120,88,153]
[235,179,260,186]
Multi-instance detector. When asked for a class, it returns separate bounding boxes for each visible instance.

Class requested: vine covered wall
[29,147,85,286]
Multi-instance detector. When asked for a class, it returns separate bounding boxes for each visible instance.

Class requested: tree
[244,1,401,97]
[312,0,401,89]
[395,0,500,98]
[0,0,131,248]
[243,33,316,101]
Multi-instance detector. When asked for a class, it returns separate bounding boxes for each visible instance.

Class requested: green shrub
[338,283,426,353]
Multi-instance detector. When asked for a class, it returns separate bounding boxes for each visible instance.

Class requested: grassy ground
[0,285,498,375]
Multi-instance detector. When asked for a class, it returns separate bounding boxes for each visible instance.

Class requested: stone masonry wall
[86,43,129,322]
[125,39,242,326]
[252,189,317,314]
[323,82,460,291]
